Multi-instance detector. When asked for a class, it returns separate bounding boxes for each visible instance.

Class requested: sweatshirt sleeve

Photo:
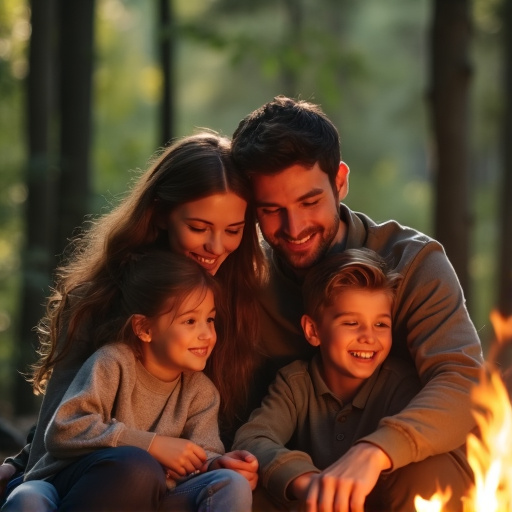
[44,347,154,458]
[233,367,320,505]
[363,243,483,469]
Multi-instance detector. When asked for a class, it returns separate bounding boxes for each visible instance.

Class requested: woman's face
[163,192,247,275]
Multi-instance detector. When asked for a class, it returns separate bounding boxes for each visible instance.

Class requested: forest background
[0,0,511,443]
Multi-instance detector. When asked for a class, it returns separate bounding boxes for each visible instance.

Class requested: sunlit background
[0,0,507,420]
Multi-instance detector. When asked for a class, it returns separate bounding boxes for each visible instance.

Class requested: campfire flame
[415,310,512,512]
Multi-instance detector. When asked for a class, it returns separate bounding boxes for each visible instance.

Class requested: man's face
[252,162,348,272]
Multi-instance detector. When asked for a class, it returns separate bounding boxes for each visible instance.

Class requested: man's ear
[132,315,152,343]
[301,314,321,347]
[335,161,350,201]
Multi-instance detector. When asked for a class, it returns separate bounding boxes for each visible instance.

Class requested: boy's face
[139,288,216,382]
[251,162,349,273]
[302,288,393,398]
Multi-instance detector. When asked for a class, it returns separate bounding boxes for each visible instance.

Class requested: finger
[348,483,366,512]
[317,476,336,512]
[305,478,320,512]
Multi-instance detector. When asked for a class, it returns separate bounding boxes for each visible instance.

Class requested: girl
[1,131,265,510]
[24,251,257,511]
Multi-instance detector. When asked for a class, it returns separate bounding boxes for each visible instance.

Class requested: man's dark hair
[232,96,341,189]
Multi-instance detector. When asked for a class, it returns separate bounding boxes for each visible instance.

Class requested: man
[231,96,483,511]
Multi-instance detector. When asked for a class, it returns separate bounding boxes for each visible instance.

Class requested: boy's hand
[149,435,207,480]
[0,463,16,498]
[209,450,259,490]
[302,443,390,512]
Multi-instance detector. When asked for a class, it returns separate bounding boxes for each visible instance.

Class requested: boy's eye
[342,321,357,326]
[302,199,320,208]
[207,316,216,323]
[184,318,196,325]
[375,322,391,329]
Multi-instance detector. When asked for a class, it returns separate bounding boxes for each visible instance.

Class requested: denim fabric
[161,468,252,512]
[1,479,59,512]
[50,446,166,512]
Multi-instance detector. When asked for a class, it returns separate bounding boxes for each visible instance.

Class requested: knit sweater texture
[25,342,224,482]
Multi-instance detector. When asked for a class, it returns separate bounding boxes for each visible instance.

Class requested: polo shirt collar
[309,352,383,410]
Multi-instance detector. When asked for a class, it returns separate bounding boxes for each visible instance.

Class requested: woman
[1,131,266,511]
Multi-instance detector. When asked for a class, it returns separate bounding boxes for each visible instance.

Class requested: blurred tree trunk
[498,0,512,316]
[159,0,175,146]
[429,0,473,301]
[281,0,303,96]
[14,0,95,416]
[14,0,59,416]
[56,0,95,253]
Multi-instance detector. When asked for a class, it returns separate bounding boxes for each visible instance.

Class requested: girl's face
[163,192,247,275]
[139,288,216,382]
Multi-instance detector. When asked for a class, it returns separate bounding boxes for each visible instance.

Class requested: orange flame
[415,310,512,512]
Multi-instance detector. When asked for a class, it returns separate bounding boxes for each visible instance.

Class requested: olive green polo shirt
[234,354,422,505]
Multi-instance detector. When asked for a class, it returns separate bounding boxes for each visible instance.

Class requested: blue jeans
[1,477,59,512]
[49,446,252,511]
[161,469,253,512]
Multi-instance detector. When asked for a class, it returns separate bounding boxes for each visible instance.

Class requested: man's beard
[271,214,341,271]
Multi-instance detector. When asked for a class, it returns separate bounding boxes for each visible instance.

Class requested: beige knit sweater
[25,342,224,482]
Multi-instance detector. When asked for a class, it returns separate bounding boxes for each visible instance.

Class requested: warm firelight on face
[415,310,512,512]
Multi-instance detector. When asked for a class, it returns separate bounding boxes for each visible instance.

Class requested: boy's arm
[233,367,320,505]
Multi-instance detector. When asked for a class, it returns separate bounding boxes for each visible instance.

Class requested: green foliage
[0,0,506,407]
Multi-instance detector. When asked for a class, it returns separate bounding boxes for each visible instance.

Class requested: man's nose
[281,210,304,239]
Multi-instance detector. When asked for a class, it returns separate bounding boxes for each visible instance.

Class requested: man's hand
[148,435,207,480]
[302,443,391,512]
[209,450,259,490]
[0,463,17,498]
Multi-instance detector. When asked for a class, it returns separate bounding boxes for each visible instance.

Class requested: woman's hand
[209,450,259,490]
[148,435,207,480]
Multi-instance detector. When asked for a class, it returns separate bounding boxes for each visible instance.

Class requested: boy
[233,249,471,511]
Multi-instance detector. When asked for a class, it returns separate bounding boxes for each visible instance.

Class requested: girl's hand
[148,435,207,479]
[209,450,259,490]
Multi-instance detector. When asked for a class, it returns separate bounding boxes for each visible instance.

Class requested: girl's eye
[376,322,391,329]
[184,318,196,325]
[207,317,216,323]
[226,228,243,236]
[343,321,357,326]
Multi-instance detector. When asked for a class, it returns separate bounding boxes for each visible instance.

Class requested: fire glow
[415,311,512,512]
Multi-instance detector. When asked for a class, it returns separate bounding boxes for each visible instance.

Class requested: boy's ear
[301,314,321,347]
[132,315,152,343]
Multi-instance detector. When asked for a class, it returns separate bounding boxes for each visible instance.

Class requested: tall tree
[498,0,512,317]
[55,0,95,254]
[14,0,59,415]
[429,0,473,300]
[14,0,95,415]
[158,0,175,146]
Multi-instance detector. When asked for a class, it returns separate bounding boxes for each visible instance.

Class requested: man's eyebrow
[256,188,324,207]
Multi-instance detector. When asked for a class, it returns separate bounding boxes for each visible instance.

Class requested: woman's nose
[205,233,224,255]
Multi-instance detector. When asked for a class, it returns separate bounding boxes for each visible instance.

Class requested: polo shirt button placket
[336,433,345,441]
